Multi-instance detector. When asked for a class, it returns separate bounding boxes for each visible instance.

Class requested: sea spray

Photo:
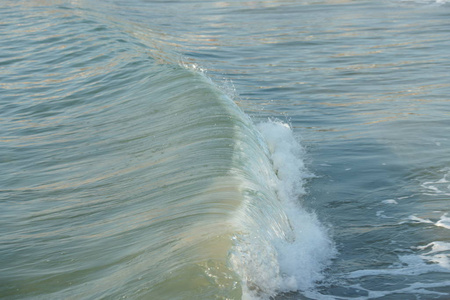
[258,121,336,292]
[229,119,336,299]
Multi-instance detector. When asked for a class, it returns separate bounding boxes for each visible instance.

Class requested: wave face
[0,2,334,299]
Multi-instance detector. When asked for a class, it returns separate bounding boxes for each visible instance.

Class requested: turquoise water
[1,0,449,299]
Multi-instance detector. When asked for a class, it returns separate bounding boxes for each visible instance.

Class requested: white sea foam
[403,213,450,230]
[230,119,335,299]
[381,199,398,205]
[260,120,335,293]
[345,240,450,298]
[348,281,450,299]
[407,215,434,224]
[417,241,450,254]
[421,168,450,196]
[417,241,450,269]
[436,213,450,229]
[348,254,449,278]
[376,210,392,219]
[257,120,335,290]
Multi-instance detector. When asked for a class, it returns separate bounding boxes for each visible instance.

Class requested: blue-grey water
[1,0,449,299]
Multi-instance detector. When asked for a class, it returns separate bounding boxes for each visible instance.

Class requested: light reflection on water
[1,0,450,298]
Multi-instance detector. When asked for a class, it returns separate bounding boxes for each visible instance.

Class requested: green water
[1,0,449,299]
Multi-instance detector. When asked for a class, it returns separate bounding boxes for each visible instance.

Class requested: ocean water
[1,0,449,299]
